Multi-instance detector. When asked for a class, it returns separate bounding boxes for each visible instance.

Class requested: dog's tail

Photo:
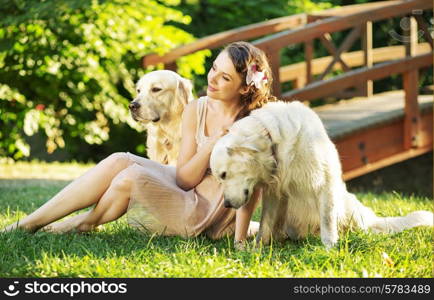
[344,193,433,234]
[369,210,433,234]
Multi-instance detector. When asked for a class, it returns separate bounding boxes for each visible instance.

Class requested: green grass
[0,160,432,278]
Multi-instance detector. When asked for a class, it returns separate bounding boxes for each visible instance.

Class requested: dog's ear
[177,77,193,106]
[241,144,261,153]
[227,147,235,156]
[227,144,260,156]
[253,111,282,143]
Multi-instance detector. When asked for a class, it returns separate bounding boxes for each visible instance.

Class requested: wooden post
[319,33,350,72]
[164,61,178,72]
[403,70,420,149]
[293,76,306,90]
[414,14,433,50]
[403,16,420,149]
[264,47,281,98]
[360,21,373,97]
[304,39,314,85]
[317,26,361,81]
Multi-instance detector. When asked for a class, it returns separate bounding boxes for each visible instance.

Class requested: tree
[0,0,208,160]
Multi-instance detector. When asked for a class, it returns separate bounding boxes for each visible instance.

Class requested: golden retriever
[210,100,433,248]
[129,70,193,165]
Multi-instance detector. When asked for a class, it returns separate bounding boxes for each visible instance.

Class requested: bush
[0,0,209,161]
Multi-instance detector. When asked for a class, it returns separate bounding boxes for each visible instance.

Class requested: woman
[2,41,276,245]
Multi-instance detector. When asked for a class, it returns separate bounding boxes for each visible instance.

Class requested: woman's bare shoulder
[185,98,199,111]
[181,99,199,131]
[182,99,199,119]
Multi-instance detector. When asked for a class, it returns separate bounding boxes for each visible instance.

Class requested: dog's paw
[234,240,248,251]
[321,238,337,250]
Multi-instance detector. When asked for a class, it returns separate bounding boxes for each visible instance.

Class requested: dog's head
[210,119,276,209]
[129,70,193,124]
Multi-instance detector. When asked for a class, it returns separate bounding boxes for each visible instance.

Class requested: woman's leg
[41,211,91,233]
[48,164,140,233]
[2,153,133,232]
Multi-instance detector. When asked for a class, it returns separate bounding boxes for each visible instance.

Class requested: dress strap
[195,96,208,145]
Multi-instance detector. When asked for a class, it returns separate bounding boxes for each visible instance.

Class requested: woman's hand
[176,101,231,190]
[204,125,230,152]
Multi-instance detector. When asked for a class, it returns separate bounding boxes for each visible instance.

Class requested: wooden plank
[360,21,373,97]
[404,16,418,57]
[293,75,306,89]
[342,145,432,181]
[304,40,314,84]
[317,26,361,81]
[282,52,432,102]
[335,109,433,180]
[142,14,307,67]
[315,90,433,139]
[336,120,404,173]
[254,0,432,52]
[319,33,350,72]
[314,89,434,180]
[309,1,395,18]
[415,14,434,49]
[419,112,434,148]
[402,16,420,149]
[267,49,281,97]
[403,70,420,148]
[164,61,177,72]
[279,43,432,82]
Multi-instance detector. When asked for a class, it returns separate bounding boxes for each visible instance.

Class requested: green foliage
[175,0,333,38]
[171,0,335,92]
[0,0,208,160]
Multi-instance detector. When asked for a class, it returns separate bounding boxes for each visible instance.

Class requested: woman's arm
[234,186,262,243]
[175,101,227,191]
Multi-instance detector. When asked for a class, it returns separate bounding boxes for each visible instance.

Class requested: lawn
[0,159,432,278]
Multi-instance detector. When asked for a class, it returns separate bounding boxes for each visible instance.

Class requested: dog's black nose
[152,117,160,122]
[129,102,140,111]
[224,200,233,208]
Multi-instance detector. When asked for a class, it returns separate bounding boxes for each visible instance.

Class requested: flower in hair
[246,63,268,89]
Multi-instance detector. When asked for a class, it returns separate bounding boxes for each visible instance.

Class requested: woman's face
[207,51,244,102]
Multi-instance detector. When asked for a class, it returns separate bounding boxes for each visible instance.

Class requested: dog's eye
[151,87,162,93]
[220,172,226,180]
[136,89,141,94]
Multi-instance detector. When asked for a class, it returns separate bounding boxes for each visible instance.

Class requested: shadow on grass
[347,152,433,198]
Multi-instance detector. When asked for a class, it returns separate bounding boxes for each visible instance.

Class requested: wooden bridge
[142,0,433,181]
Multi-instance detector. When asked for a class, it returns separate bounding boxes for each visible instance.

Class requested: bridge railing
[142,0,433,155]
[142,1,432,99]
[250,0,432,153]
[141,13,307,70]
[252,0,432,99]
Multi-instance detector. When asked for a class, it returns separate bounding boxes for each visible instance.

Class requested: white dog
[129,70,194,165]
[210,101,433,248]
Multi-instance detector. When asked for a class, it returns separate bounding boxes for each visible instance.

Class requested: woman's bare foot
[1,221,38,233]
[41,214,85,233]
[1,221,20,233]
[41,212,98,234]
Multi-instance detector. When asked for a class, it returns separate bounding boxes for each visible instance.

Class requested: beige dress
[126,96,236,239]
